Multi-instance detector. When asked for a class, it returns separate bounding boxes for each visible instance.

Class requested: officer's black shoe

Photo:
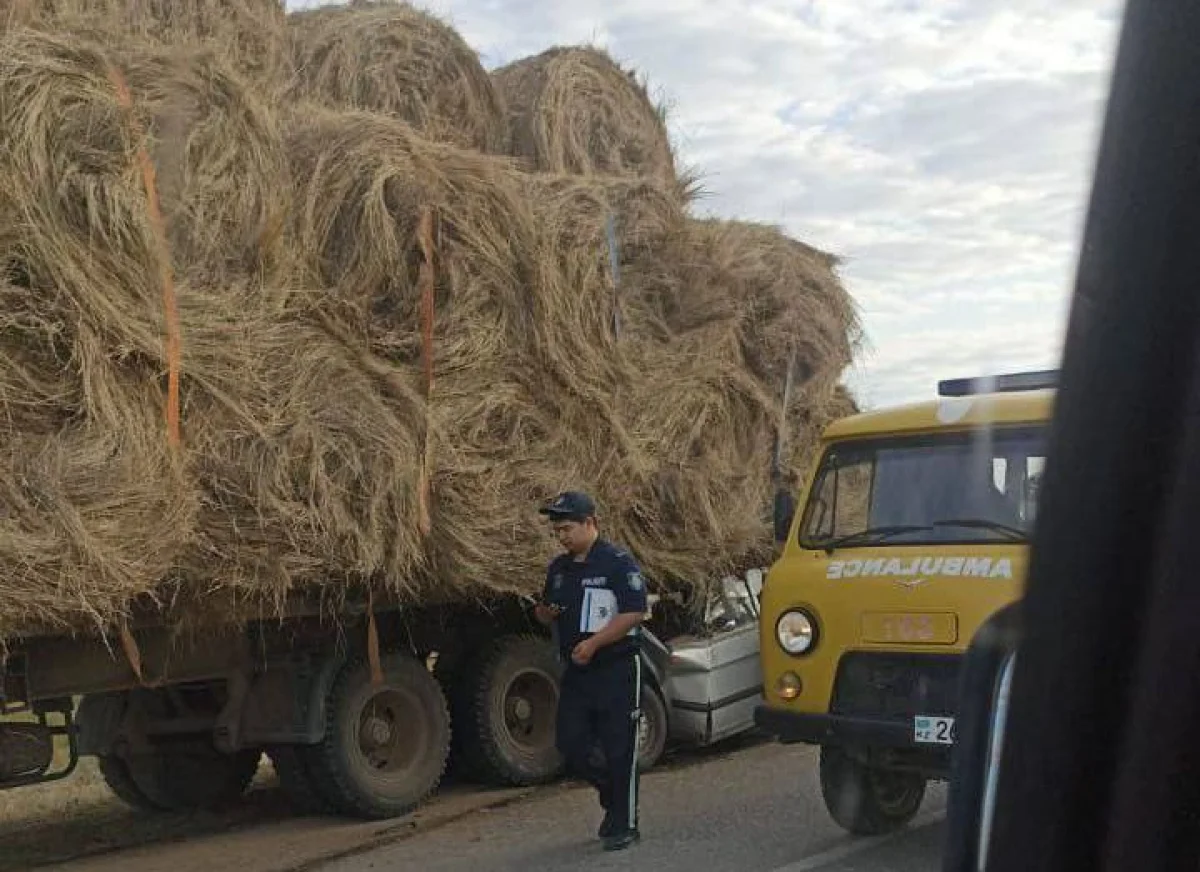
[598,812,618,839]
[602,829,641,851]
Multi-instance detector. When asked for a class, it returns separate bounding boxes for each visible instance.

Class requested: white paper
[580,588,618,633]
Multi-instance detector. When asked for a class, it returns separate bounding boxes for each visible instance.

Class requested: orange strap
[416,207,436,536]
[106,65,182,452]
[366,591,383,687]
[117,622,164,689]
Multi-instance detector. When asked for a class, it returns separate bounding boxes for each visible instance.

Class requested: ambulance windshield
[799,426,1047,549]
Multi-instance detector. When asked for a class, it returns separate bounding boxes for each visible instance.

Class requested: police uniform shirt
[544,539,647,665]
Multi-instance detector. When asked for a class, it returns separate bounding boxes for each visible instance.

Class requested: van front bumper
[754,706,914,748]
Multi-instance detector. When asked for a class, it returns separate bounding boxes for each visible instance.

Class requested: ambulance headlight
[776,609,817,655]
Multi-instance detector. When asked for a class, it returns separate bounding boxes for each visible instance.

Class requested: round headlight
[776,609,817,655]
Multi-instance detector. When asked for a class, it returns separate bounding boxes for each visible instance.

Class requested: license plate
[914,715,956,745]
[861,612,958,645]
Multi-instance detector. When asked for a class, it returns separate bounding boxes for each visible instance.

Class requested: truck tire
[819,745,926,836]
[636,683,668,772]
[124,746,261,812]
[300,651,450,819]
[451,634,564,786]
[97,755,166,811]
[268,745,333,815]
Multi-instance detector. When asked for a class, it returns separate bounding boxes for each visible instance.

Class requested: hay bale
[287,1,508,153]
[0,27,291,295]
[493,46,679,191]
[0,0,288,85]
[0,401,195,639]
[518,173,684,437]
[177,303,431,609]
[285,108,537,370]
[0,28,289,632]
[595,219,859,584]
[635,219,860,388]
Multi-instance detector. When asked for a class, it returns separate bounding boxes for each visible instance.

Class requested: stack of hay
[0,0,859,639]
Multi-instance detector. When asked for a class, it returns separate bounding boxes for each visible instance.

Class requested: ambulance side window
[991,452,1048,525]
[801,450,875,541]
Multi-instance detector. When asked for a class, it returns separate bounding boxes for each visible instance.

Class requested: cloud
[287,0,1126,407]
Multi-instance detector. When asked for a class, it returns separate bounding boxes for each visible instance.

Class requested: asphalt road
[319,738,948,872]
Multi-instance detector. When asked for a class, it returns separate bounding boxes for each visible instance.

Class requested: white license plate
[914,715,956,745]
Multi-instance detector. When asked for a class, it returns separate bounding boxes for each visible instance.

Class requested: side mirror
[943,601,1022,872]
[773,488,796,544]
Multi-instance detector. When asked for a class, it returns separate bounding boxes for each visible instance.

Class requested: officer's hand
[571,638,597,666]
[534,603,562,626]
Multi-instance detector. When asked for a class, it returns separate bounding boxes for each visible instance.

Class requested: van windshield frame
[798,425,1048,551]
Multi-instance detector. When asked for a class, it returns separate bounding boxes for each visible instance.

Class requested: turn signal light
[775,671,802,700]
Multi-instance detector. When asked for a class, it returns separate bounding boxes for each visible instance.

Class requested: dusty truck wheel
[97,755,165,811]
[636,683,668,771]
[301,652,451,819]
[819,745,926,836]
[124,746,261,812]
[453,635,565,786]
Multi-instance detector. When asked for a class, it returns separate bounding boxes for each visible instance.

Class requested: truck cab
[755,371,1054,836]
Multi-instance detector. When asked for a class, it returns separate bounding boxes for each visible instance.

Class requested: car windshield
[799,426,1048,549]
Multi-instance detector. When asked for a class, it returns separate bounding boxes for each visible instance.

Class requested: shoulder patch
[627,571,644,591]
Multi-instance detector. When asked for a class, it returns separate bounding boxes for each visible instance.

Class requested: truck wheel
[268,745,333,814]
[452,635,564,786]
[124,746,261,812]
[636,684,668,771]
[819,745,926,836]
[301,652,450,819]
[97,755,165,811]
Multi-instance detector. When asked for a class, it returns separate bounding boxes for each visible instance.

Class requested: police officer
[534,491,647,852]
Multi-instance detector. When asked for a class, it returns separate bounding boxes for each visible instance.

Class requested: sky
[288,0,1125,408]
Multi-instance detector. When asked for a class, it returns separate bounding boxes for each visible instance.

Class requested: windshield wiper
[932,518,1026,541]
[815,525,931,553]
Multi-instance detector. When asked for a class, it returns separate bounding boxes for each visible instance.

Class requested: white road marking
[767,811,946,872]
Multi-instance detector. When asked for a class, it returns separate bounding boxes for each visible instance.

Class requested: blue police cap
[539,491,597,521]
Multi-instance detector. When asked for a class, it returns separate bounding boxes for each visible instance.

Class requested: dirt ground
[0,757,287,871]
[0,756,533,872]
[0,735,768,871]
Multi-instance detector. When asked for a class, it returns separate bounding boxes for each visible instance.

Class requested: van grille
[830,652,962,721]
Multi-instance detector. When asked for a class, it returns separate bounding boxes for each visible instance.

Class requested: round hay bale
[599,219,860,585]
[0,0,288,85]
[0,325,196,637]
[630,218,860,391]
[0,27,291,302]
[177,305,432,609]
[519,173,684,448]
[493,46,679,189]
[287,1,508,153]
[285,108,537,370]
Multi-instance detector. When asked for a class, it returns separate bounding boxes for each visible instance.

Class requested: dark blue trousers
[555,653,642,833]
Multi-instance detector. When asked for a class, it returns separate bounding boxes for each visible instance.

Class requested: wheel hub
[511,696,533,722]
[502,670,558,751]
[361,714,394,750]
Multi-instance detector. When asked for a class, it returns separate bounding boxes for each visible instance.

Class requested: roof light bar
[937,369,1059,397]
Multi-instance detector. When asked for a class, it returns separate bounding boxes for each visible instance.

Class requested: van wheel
[636,684,668,771]
[124,746,261,812]
[819,746,925,836]
[452,635,564,786]
[300,652,450,819]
